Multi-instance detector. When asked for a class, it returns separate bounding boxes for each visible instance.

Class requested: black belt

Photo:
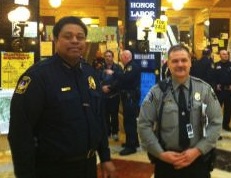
[37,149,96,163]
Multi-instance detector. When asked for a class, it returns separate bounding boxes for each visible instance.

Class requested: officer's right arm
[8,71,45,178]
[137,87,164,158]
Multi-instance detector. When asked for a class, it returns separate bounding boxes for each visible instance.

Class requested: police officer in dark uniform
[8,16,116,178]
[190,48,214,86]
[213,49,231,131]
[105,50,141,155]
[101,50,123,141]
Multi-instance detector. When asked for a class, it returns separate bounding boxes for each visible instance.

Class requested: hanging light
[8,6,30,22]
[49,0,62,8]
[204,20,210,26]
[172,1,184,11]
[167,0,189,11]
[136,16,153,28]
[160,10,168,22]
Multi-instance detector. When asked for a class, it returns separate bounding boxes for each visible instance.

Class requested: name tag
[186,123,194,138]
[61,87,71,91]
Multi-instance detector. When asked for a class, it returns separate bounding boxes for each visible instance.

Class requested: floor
[0,129,231,178]
[108,129,231,178]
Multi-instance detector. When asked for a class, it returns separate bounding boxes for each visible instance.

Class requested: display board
[1,52,34,89]
[140,72,156,105]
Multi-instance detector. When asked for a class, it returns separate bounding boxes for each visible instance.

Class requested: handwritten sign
[154,19,167,33]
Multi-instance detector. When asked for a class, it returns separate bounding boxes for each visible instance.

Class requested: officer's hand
[173,148,202,169]
[104,69,114,75]
[102,85,111,93]
[101,161,118,178]
[159,151,185,165]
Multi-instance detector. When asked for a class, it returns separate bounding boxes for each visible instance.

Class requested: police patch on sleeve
[88,76,96,90]
[15,76,31,94]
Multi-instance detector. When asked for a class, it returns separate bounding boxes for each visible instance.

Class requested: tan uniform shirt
[138,76,222,159]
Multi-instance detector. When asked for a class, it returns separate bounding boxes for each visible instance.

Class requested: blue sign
[128,0,159,21]
[140,72,156,105]
[133,52,160,70]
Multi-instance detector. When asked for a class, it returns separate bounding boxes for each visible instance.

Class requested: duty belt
[37,149,96,163]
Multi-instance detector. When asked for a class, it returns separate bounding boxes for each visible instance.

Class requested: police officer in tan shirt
[138,44,222,178]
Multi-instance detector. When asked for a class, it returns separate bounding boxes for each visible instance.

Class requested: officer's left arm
[195,87,222,154]
[8,71,45,178]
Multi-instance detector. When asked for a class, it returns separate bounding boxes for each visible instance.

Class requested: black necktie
[178,85,190,149]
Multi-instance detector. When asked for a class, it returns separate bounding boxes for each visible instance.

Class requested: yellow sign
[154,19,167,33]
[1,52,34,89]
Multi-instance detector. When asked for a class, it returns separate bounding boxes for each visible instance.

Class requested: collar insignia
[61,87,71,91]
[88,76,96,90]
[126,66,132,71]
[15,76,31,94]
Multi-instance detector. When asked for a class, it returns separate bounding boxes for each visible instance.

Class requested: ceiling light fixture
[168,0,189,11]
[49,0,62,8]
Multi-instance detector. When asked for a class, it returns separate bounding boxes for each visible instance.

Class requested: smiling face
[167,49,191,83]
[54,24,86,66]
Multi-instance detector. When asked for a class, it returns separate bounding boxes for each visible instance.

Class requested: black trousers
[154,156,211,178]
[35,155,97,178]
[105,95,120,135]
[216,90,231,128]
[121,96,139,149]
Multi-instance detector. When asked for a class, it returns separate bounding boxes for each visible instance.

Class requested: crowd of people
[7,16,230,178]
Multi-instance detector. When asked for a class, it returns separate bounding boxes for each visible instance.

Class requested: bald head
[120,50,132,65]
[219,49,229,62]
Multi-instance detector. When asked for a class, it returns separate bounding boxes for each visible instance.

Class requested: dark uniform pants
[121,95,139,149]
[155,156,211,178]
[35,155,97,178]
[216,90,231,128]
[105,95,120,136]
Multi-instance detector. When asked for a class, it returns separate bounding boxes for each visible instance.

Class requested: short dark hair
[53,16,88,38]
[168,44,190,57]
[202,48,211,56]
[104,50,114,57]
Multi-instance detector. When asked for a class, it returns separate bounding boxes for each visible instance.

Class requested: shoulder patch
[15,76,31,94]
[88,76,96,90]
[211,88,218,100]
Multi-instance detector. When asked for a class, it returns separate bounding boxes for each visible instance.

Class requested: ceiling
[161,0,231,29]
[40,0,231,28]
[162,0,231,9]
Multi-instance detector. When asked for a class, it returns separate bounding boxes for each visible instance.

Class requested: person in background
[190,48,213,85]
[138,44,222,178]
[213,49,231,131]
[105,50,141,156]
[92,50,105,70]
[101,50,123,141]
[8,16,116,178]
